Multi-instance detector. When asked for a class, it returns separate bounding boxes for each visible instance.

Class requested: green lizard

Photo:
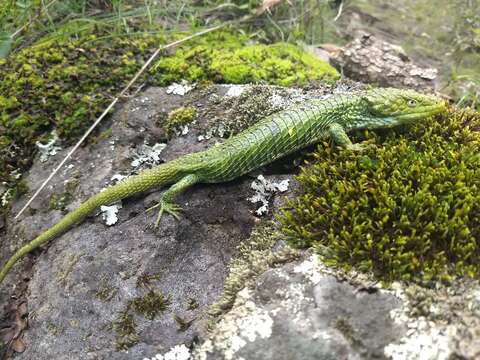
[0,88,446,285]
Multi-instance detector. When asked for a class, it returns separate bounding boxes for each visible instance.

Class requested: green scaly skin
[0,88,446,285]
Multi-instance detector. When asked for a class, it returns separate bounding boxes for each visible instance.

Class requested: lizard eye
[407,99,417,107]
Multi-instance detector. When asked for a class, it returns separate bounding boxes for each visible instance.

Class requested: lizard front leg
[146,173,199,227]
[328,123,366,151]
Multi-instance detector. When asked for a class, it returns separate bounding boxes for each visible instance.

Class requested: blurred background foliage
[0,0,478,108]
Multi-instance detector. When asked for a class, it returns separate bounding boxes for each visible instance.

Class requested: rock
[194,254,404,360]
[0,84,319,359]
[193,253,480,360]
[1,84,478,360]
[331,33,438,90]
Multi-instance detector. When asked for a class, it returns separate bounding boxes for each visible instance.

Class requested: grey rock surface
[331,34,438,90]
[193,254,480,360]
[195,254,404,360]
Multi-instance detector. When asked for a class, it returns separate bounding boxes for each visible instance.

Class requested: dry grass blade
[256,0,287,15]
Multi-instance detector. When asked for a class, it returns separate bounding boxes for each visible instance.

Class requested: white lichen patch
[100,203,122,226]
[247,175,289,215]
[36,130,62,162]
[194,288,274,360]
[268,94,288,108]
[225,85,245,97]
[131,142,167,168]
[166,81,194,96]
[143,344,191,360]
[293,255,324,285]
[111,174,127,183]
[266,87,309,110]
[384,326,453,360]
[1,188,12,207]
[379,280,480,360]
[277,282,309,318]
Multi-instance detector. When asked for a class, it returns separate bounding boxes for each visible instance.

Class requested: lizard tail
[0,160,183,284]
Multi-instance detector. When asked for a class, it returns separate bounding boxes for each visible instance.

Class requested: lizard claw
[346,141,375,152]
[146,200,183,227]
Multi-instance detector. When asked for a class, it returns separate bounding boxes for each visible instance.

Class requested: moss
[113,287,170,350]
[151,31,338,87]
[163,106,197,137]
[113,311,139,351]
[279,108,480,283]
[211,43,338,86]
[95,282,118,302]
[129,290,170,320]
[49,178,79,211]
[49,192,73,212]
[0,30,164,197]
[186,298,199,311]
[9,179,28,201]
[136,272,161,288]
[173,314,194,332]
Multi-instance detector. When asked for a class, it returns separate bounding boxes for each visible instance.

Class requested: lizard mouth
[394,102,447,122]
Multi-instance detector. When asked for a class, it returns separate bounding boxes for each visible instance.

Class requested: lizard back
[195,96,350,182]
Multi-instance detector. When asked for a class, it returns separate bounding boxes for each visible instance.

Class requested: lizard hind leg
[146,173,199,227]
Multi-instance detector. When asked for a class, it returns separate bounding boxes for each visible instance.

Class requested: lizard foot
[146,200,183,227]
[346,141,375,152]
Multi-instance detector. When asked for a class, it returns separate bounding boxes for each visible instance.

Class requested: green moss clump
[129,290,170,320]
[113,311,139,351]
[113,287,170,350]
[163,106,197,137]
[279,108,480,283]
[210,42,339,86]
[0,31,163,190]
[49,179,79,211]
[151,31,339,87]
[49,178,79,211]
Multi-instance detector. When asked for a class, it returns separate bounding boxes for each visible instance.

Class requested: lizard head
[359,88,446,128]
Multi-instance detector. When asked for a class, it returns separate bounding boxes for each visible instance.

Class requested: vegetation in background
[207,0,342,44]
[0,32,161,190]
[279,108,480,282]
[152,31,338,86]
[0,24,337,213]
[349,0,480,110]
